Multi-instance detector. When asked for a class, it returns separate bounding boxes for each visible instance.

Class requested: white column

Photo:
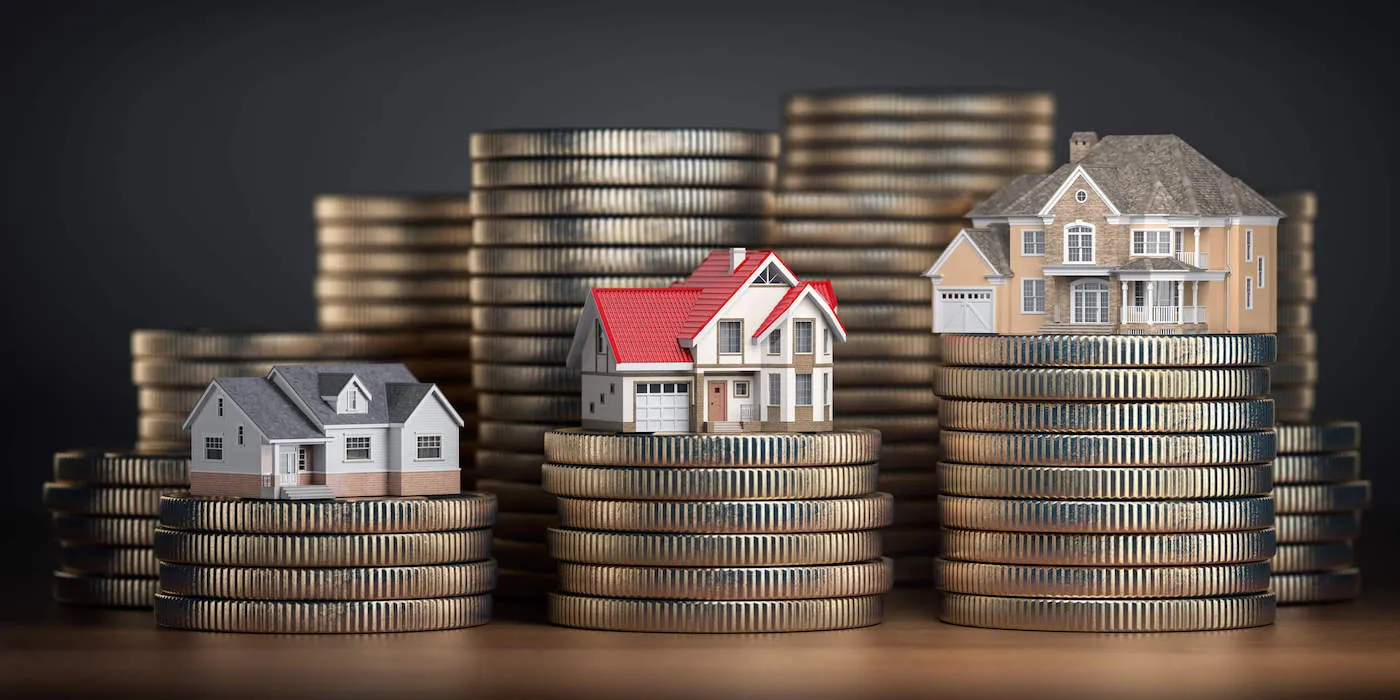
[1193,281,1200,322]
[1177,280,1185,324]
[1193,226,1201,265]
[1120,281,1128,323]
[1145,282,1154,324]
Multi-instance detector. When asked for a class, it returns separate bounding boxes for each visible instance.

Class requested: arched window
[1071,279,1110,324]
[1065,222,1095,263]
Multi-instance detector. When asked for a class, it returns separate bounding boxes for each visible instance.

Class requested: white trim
[687,252,797,345]
[1245,229,1255,262]
[923,229,1001,278]
[1245,277,1255,309]
[1257,255,1266,288]
[749,285,848,344]
[1038,167,1121,216]
[1075,189,1088,203]
[1069,278,1112,325]
[266,437,334,444]
[1063,220,1097,264]
[616,362,695,372]
[182,383,222,430]
[565,295,602,370]
[1130,229,1175,256]
[1115,270,1228,282]
[1021,228,1045,256]
[1230,216,1283,226]
[1021,278,1046,314]
[1042,265,1115,277]
[398,385,467,428]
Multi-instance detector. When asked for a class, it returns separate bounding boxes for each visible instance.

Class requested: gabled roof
[671,249,791,340]
[385,383,434,422]
[317,372,356,397]
[271,363,419,426]
[205,377,323,440]
[968,134,1284,218]
[592,287,704,364]
[753,281,846,340]
[924,227,1012,279]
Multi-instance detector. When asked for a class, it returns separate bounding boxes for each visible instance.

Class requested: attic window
[1075,189,1088,203]
[754,263,785,285]
[348,392,357,410]
[595,319,607,354]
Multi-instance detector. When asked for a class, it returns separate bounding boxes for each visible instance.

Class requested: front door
[707,381,727,426]
[279,450,296,487]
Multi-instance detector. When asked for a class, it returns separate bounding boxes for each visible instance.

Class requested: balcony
[1175,251,1208,268]
[1122,306,1207,324]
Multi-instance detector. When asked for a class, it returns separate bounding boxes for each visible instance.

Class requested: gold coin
[877,442,938,470]
[313,194,471,223]
[1274,452,1361,484]
[478,421,566,451]
[317,304,472,331]
[938,398,1274,434]
[838,332,940,359]
[1272,359,1318,385]
[936,559,1271,598]
[784,121,1056,145]
[468,246,711,275]
[544,427,882,467]
[43,483,179,516]
[137,388,205,413]
[837,303,930,331]
[555,493,894,533]
[556,559,893,600]
[468,276,678,305]
[52,515,157,547]
[137,413,186,442]
[775,191,973,219]
[547,593,882,633]
[937,462,1273,499]
[941,528,1277,566]
[1277,249,1314,273]
[130,329,439,359]
[1276,329,1317,358]
[478,393,579,422]
[53,450,189,486]
[1271,569,1360,604]
[315,224,473,249]
[315,276,473,301]
[1277,221,1315,247]
[470,305,577,335]
[135,439,189,454]
[938,494,1274,533]
[782,145,1055,172]
[470,335,572,364]
[937,367,1271,401]
[157,561,497,600]
[1277,302,1313,329]
[939,592,1275,632]
[158,491,497,533]
[131,358,286,386]
[784,91,1056,120]
[836,360,939,387]
[154,528,492,567]
[155,593,491,633]
[768,247,938,275]
[1275,512,1362,543]
[471,188,773,217]
[1271,541,1354,573]
[472,363,574,394]
[470,128,780,159]
[826,277,929,303]
[59,547,158,577]
[548,529,883,566]
[474,450,545,481]
[1276,421,1360,454]
[939,333,1277,368]
[318,250,470,275]
[1267,191,1317,221]
[832,415,939,443]
[52,572,156,608]
[832,387,938,414]
[1277,275,1318,302]
[471,158,776,188]
[769,219,961,248]
[473,217,768,247]
[1273,481,1371,514]
[941,430,1275,466]
[541,462,880,500]
[1272,387,1317,421]
[778,170,1017,195]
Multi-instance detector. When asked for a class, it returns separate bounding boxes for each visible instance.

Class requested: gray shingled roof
[1119,257,1200,272]
[317,372,354,397]
[963,227,1013,276]
[273,363,420,426]
[968,135,1285,218]
[386,383,434,422]
[215,377,323,440]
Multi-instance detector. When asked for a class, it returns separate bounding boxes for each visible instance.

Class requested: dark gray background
[2,0,1395,526]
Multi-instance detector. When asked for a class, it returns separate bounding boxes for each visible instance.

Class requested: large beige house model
[566,248,846,433]
[923,132,1282,335]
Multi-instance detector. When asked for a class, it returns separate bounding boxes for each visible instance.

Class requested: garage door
[934,288,995,333]
[635,382,689,432]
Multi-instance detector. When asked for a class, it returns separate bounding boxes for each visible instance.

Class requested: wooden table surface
[3,516,1398,700]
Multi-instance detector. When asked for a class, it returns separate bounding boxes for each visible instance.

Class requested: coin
[318,304,473,330]
[940,430,1275,466]
[769,220,960,248]
[131,358,280,386]
[1270,359,1318,385]
[315,224,474,248]
[473,217,768,247]
[472,158,776,188]
[1274,452,1361,484]
[470,305,577,335]
[52,572,156,608]
[471,188,773,217]
[1274,513,1362,543]
[832,388,938,414]
[1276,422,1361,453]
[1268,191,1317,221]
[832,415,939,443]
[937,462,1273,499]
[1277,303,1313,329]
[786,90,1056,119]
[936,559,1271,598]
[137,413,186,442]
[1271,569,1361,604]
[769,248,939,276]
[1277,275,1318,303]
[479,421,568,451]
[43,483,178,516]
[1277,249,1314,274]
[784,121,1056,146]
[470,129,780,159]
[479,394,579,422]
[826,277,930,304]
[157,491,497,533]
[314,277,473,302]
[938,495,1274,533]
[542,463,880,500]
[547,593,881,633]
[938,398,1274,434]
[58,547,158,577]
[157,561,497,600]
[940,528,1276,566]
[469,276,677,305]
[468,246,712,276]
[939,592,1275,632]
[52,515,157,547]
[835,360,939,387]
[1277,221,1315,248]
[473,363,576,394]
[1271,541,1354,573]
[318,250,471,275]
[778,170,1018,195]
[53,451,189,486]
[135,439,189,454]
[476,479,556,513]
[1273,481,1371,514]
[137,388,206,413]
[1272,387,1317,422]
[939,333,1277,368]
[783,145,1055,172]
[314,194,472,223]
[555,493,893,533]
[153,528,492,567]
[155,593,492,633]
[837,332,939,359]
[469,336,571,365]
[544,428,882,467]
[1276,330,1317,358]
[130,329,438,359]
[775,191,973,219]
[549,528,882,566]
[937,367,1271,401]
[557,558,892,600]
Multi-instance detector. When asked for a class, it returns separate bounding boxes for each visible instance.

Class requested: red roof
[752,281,846,339]
[592,287,702,364]
[672,249,782,339]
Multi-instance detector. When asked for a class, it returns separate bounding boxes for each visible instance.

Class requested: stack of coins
[934,335,1278,632]
[132,330,425,454]
[1273,422,1369,603]
[45,450,189,607]
[774,92,1057,583]
[542,429,893,633]
[153,491,497,633]
[312,195,478,480]
[1268,192,1318,422]
[468,129,778,595]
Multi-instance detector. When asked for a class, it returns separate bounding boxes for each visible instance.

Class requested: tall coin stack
[1268,192,1319,423]
[468,129,778,596]
[542,430,893,633]
[312,195,478,485]
[45,450,189,608]
[934,335,1279,632]
[774,91,1057,584]
[152,491,498,633]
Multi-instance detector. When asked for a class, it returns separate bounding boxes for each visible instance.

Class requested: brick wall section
[190,472,262,498]
[1044,176,1124,324]
[390,470,461,496]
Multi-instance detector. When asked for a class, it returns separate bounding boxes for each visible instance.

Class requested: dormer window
[348,392,357,411]
[753,263,785,285]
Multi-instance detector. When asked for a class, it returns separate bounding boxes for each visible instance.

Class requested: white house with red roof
[566,248,846,433]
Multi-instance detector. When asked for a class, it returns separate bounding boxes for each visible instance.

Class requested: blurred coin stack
[152,491,497,633]
[541,430,893,632]
[45,450,189,608]
[774,92,1057,583]
[934,335,1279,632]
[467,129,778,596]
[132,330,422,454]
[312,195,478,482]
[1268,192,1319,423]
[1272,422,1368,603]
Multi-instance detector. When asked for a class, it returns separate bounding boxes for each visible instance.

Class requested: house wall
[1008,224,1048,334]
[187,386,268,497]
[581,373,626,427]
[1225,222,1278,333]
[929,241,1004,332]
[399,395,462,471]
[1043,173,1123,326]
[323,426,393,474]
[691,285,794,366]
[578,318,618,374]
[334,382,369,415]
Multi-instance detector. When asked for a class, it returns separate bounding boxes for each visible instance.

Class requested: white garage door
[635,382,689,432]
[935,288,995,333]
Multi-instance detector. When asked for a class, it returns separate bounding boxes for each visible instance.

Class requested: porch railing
[1175,251,1208,268]
[1122,306,1207,324]
[739,404,755,421]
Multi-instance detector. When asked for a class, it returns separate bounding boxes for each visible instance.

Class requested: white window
[754,263,784,284]
[345,436,371,461]
[1132,230,1173,256]
[237,426,244,446]
[1245,229,1254,261]
[826,374,831,406]
[217,398,223,417]
[796,374,812,406]
[1065,223,1095,263]
[296,448,309,471]
[348,391,357,410]
[1257,256,1266,288]
[794,320,814,354]
[1245,278,1254,309]
[417,435,442,460]
[733,381,750,398]
[767,328,781,355]
[718,320,742,354]
[204,436,223,461]
[823,328,831,353]
[767,374,781,406]
[1075,189,1088,203]
[595,319,606,354]
[1022,229,1045,255]
[1070,279,1110,324]
[1021,279,1045,313]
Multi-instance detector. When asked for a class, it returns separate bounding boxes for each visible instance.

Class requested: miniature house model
[566,248,846,433]
[183,363,464,499]
[923,132,1282,335]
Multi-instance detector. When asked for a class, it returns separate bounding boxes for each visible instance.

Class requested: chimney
[1069,131,1099,163]
[728,247,746,273]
